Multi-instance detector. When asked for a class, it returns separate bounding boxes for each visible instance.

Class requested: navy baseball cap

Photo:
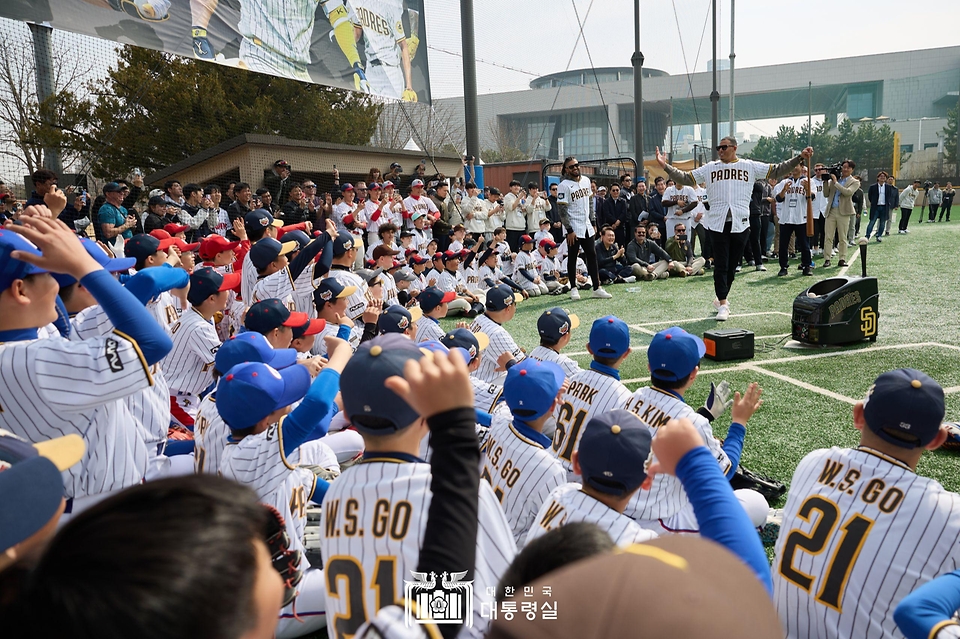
[249,237,298,271]
[440,327,489,362]
[244,208,283,230]
[577,410,653,496]
[314,277,357,308]
[863,368,946,449]
[379,305,423,334]
[244,298,308,334]
[124,233,176,264]
[332,231,359,256]
[538,307,580,342]
[503,359,565,420]
[441,250,461,263]
[647,327,705,382]
[187,266,241,306]
[341,334,426,433]
[486,284,522,311]
[520,234,534,246]
[217,362,312,430]
[589,316,631,358]
[215,331,298,375]
[419,286,456,312]
[408,254,429,265]
[283,230,311,250]
[102,181,127,194]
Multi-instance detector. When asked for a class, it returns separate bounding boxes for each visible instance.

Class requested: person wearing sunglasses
[556,158,612,300]
[655,137,812,321]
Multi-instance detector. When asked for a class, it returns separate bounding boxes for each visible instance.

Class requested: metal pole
[461,0,480,163]
[729,0,735,138]
[808,81,812,146]
[28,23,62,174]
[955,67,959,179]
[632,0,644,169]
[669,97,674,163]
[710,0,719,160]
[918,118,922,154]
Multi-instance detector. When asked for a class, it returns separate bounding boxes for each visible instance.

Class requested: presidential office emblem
[404,570,473,627]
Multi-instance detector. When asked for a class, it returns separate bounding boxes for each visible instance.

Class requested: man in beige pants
[822,159,861,268]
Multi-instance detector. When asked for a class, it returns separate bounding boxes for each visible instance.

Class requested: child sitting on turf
[471,284,525,384]
[528,307,582,378]
[413,287,454,343]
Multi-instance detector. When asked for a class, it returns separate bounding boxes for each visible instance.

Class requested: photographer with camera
[821,160,860,267]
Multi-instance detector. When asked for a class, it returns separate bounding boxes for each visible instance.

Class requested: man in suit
[865,170,897,242]
[821,160,861,267]
[628,179,649,238]
[600,184,630,247]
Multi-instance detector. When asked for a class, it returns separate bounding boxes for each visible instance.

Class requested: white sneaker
[713,298,723,311]
[716,304,730,321]
[756,264,767,272]
[623,276,637,283]
[592,287,612,299]
[569,288,581,301]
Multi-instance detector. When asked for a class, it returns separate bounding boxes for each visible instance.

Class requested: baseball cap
[314,278,358,308]
[520,234,535,246]
[149,188,165,199]
[341,183,355,192]
[0,430,85,554]
[356,268,383,286]
[274,159,290,168]
[102,181,127,194]
[53,238,135,287]
[187,266,241,306]
[389,162,402,170]
[486,284,522,312]
[244,298,308,334]
[244,209,283,230]
[341,334,426,433]
[479,247,498,264]
[291,317,327,341]
[411,179,425,188]
[589,316,631,359]
[539,238,557,249]
[440,327,489,362]
[215,332,298,375]
[408,253,429,265]
[164,223,190,235]
[487,537,783,639]
[393,268,417,282]
[441,250,461,263]
[863,368,946,449]
[647,327,706,382]
[282,230,311,250]
[379,305,423,334]
[373,245,400,260]
[332,230,358,256]
[411,210,428,221]
[577,410,653,496]
[368,182,382,191]
[382,180,395,189]
[503,359,566,420]
[147,195,166,207]
[419,340,471,365]
[125,234,176,264]
[149,229,200,252]
[250,237,298,271]
[418,286,456,312]
[538,307,580,343]
[198,234,241,261]
[217,362,312,430]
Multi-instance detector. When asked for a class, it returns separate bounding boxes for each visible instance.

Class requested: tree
[942,105,958,169]
[78,47,381,178]
[373,100,463,157]
[482,118,527,163]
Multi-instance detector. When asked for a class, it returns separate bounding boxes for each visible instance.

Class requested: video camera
[924,180,933,190]
[820,162,843,181]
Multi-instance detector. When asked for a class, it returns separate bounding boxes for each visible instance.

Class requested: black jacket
[595,241,626,271]
[625,238,670,267]
[647,193,666,224]
[599,196,629,230]
[868,183,898,214]
[264,173,293,207]
[281,199,310,224]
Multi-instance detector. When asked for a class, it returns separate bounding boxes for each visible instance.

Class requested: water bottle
[626,286,642,293]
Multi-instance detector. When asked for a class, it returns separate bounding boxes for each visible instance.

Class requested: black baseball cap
[125,234,176,264]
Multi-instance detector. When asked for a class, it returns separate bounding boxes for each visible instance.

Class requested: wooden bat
[805,156,814,238]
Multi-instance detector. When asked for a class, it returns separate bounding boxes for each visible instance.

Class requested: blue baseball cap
[341,334,426,433]
[419,340,471,365]
[486,284,521,311]
[215,332,298,375]
[538,307,580,342]
[244,208,282,230]
[440,327,489,362]
[244,298,308,334]
[313,277,358,309]
[589,316,631,359]
[503,359,565,420]
[863,368,945,449]
[647,327,706,382]
[217,362,312,430]
[0,228,48,292]
[332,231,359,256]
[379,305,423,334]
[249,237,298,271]
[53,238,135,287]
[577,410,653,496]
[187,266,241,306]
[125,233,176,265]
[418,286,456,312]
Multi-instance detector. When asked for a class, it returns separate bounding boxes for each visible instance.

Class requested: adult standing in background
[264,160,293,207]
[866,171,898,241]
[599,184,630,247]
[940,182,955,222]
[628,179,649,238]
[821,159,860,268]
[547,183,564,243]
[927,182,942,222]
[556,157,611,300]
[897,179,922,234]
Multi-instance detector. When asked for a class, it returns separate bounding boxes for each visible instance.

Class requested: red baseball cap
[291,317,327,340]
[539,238,557,249]
[521,234,534,245]
[199,234,241,261]
[342,214,355,226]
[164,223,190,235]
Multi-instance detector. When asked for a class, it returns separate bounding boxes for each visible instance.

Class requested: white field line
[630,311,791,328]
[740,364,858,405]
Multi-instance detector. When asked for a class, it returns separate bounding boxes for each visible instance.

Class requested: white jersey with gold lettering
[690,158,782,233]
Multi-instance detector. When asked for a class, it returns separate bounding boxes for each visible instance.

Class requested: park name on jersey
[323,496,414,540]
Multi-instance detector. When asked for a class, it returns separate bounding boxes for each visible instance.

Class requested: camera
[924,180,933,190]
[821,162,843,180]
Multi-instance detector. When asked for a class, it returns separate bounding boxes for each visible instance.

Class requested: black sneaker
[802,267,814,276]
[777,268,788,276]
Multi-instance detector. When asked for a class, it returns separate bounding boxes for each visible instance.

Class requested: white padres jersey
[690,158,781,233]
[413,316,444,344]
[811,177,827,217]
[311,322,362,357]
[691,186,708,227]
[478,265,504,290]
[480,415,566,543]
[403,195,439,223]
[162,308,221,397]
[193,392,229,474]
[623,386,732,522]
[221,422,339,568]
[773,446,960,639]
[239,0,318,66]
[348,0,405,67]
[774,177,811,226]
[471,376,504,414]
[552,367,633,477]
[326,267,369,321]
[241,250,258,306]
[513,251,538,289]
[0,332,152,498]
[380,271,399,307]
[556,176,594,238]
[321,457,517,639]
[524,483,657,548]
[663,184,698,238]
[470,314,524,384]
[148,290,181,333]
[437,269,466,294]
[527,345,581,379]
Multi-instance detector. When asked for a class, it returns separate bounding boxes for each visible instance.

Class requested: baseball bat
[858,237,868,277]
[805,157,814,238]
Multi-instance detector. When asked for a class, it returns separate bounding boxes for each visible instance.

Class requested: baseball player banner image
[3,0,431,103]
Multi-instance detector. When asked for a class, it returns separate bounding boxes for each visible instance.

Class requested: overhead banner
[1,0,431,103]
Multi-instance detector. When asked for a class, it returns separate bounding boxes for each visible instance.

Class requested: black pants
[941,202,952,221]
[759,215,771,256]
[742,214,762,264]
[599,265,633,283]
[929,204,939,221]
[779,223,811,270]
[694,224,711,261]
[812,216,825,250]
[707,221,750,301]
[567,234,601,290]
[506,229,524,253]
[899,207,913,231]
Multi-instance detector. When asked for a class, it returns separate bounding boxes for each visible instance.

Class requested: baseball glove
[263,504,304,608]
[406,35,420,60]
[301,464,341,483]
[942,422,960,452]
[402,89,418,103]
[729,464,786,504]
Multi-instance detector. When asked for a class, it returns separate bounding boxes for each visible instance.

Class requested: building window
[900,144,914,154]
[559,110,608,159]
[847,91,874,120]
[924,142,939,150]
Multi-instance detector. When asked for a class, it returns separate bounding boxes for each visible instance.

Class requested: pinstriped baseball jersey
[480,415,566,543]
[471,376,503,414]
[0,332,152,498]
[348,0,405,67]
[556,176,594,238]
[773,447,960,639]
[463,264,480,291]
[194,392,229,474]
[527,345,581,379]
[414,316,444,344]
[311,321,362,357]
[241,251,258,304]
[690,158,780,233]
[148,290,181,333]
[238,0,318,67]
[252,269,297,310]
[380,272,399,307]
[774,178,810,226]
[524,483,658,548]
[512,250,539,289]
[327,267,369,321]
[437,269,467,295]
[552,368,633,478]
[471,314,524,384]
[478,264,503,290]
[622,386,732,522]
[321,456,516,639]
[293,261,321,316]
[162,308,221,397]
[811,177,827,217]
[663,184,697,237]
